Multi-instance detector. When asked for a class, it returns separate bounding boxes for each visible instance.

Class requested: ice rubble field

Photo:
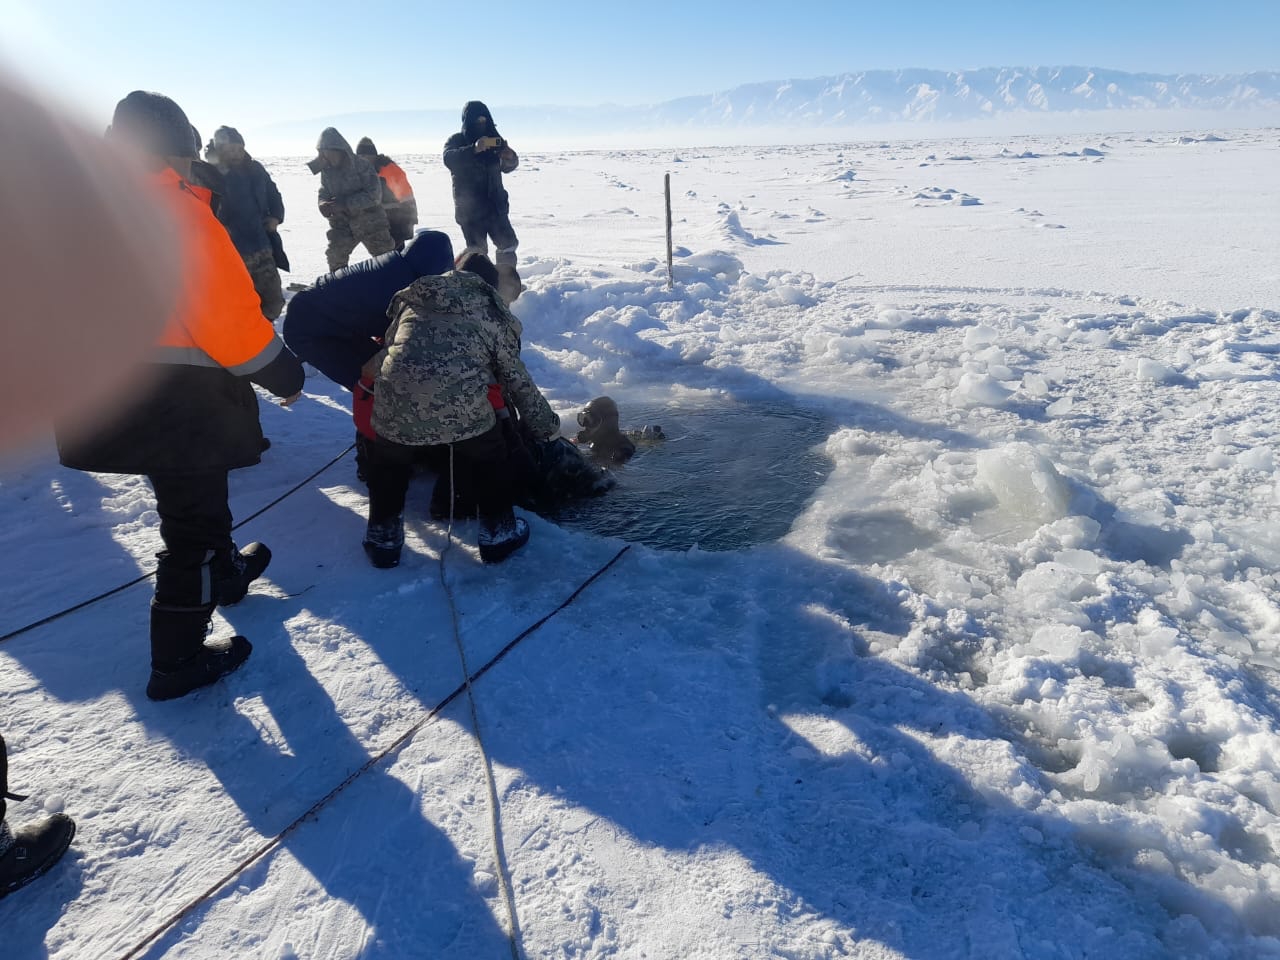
[2,129,1280,959]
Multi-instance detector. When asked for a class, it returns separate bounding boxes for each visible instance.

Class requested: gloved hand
[474,136,501,152]
[353,377,376,439]
[318,200,338,218]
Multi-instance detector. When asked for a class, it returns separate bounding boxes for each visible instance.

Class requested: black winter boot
[363,514,404,568]
[146,603,251,701]
[0,813,76,899]
[478,514,530,564]
[212,542,271,606]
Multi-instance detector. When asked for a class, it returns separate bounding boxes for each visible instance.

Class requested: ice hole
[552,396,834,551]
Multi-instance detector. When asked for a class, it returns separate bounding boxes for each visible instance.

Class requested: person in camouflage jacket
[361,254,559,566]
[309,127,394,271]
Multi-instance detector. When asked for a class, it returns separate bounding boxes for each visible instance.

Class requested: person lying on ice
[360,253,560,567]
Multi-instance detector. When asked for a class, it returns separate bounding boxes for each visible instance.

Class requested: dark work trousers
[366,424,514,525]
[1,732,8,822]
[146,472,235,607]
[459,212,518,265]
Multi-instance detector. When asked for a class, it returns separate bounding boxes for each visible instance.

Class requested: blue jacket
[282,230,454,389]
[217,157,285,256]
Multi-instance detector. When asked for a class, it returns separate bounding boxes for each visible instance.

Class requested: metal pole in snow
[665,172,674,290]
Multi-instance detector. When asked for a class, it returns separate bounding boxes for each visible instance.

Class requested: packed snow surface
[3,128,1280,959]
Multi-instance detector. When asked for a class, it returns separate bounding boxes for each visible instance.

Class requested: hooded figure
[442,100,522,304]
[356,136,419,251]
[309,127,394,271]
[207,125,287,318]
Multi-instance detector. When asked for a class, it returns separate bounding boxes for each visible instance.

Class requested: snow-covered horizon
[4,125,1280,959]
[243,66,1280,155]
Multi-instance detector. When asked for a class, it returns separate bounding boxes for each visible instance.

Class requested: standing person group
[13,88,544,902]
[309,127,396,271]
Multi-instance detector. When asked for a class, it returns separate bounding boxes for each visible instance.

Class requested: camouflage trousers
[326,205,395,271]
[241,247,284,320]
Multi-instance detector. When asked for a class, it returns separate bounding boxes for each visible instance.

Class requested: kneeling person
[363,254,559,566]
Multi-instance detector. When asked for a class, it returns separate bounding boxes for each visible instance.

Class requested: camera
[494,137,505,148]
[306,156,324,174]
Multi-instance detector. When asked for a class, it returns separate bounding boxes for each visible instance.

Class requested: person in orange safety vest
[55,90,306,702]
[356,137,419,251]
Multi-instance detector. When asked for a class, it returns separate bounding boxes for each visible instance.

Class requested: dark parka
[216,154,285,257]
[56,168,304,476]
[282,230,454,389]
[442,101,518,225]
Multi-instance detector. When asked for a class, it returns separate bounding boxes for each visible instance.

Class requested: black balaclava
[461,100,497,142]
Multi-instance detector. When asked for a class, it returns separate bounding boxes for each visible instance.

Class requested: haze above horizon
[2,0,1277,136]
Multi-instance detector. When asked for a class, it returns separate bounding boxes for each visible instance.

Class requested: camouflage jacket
[371,272,560,446]
[316,128,383,216]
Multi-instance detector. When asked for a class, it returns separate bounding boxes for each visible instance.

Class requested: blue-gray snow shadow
[0,835,84,958]
[468,545,1242,958]
[131,484,512,959]
[1,474,512,957]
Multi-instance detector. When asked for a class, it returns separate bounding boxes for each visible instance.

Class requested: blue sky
[1,0,1275,131]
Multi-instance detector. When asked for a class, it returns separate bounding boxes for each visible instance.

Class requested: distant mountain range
[650,66,1280,124]
[257,66,1280,149]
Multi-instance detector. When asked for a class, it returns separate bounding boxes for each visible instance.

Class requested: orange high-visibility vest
[152,167,282,375]
[379,161,414,203]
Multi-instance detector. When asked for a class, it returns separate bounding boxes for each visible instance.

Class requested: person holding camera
[442,101,522,304]
[309,127,395,271]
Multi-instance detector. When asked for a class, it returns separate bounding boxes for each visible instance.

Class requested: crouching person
[56,91,305,702]
[363,254,559,566]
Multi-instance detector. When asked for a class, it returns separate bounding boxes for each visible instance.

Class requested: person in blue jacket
[282,229,455,479]
[206,126,287,318]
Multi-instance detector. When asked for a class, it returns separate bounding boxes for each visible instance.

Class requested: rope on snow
[437,444,524,960]
[111,539,632,960]
[0,442,356,646]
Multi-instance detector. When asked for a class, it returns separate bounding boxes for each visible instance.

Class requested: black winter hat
[461,100,495,137]
[109,91,196,158]
[356,136,377,156]
[213,125,245,146]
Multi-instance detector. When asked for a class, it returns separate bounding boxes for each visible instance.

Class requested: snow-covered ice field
[3,127,1280,959]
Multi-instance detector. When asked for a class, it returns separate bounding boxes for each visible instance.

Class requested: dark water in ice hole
[549,397,835,552]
